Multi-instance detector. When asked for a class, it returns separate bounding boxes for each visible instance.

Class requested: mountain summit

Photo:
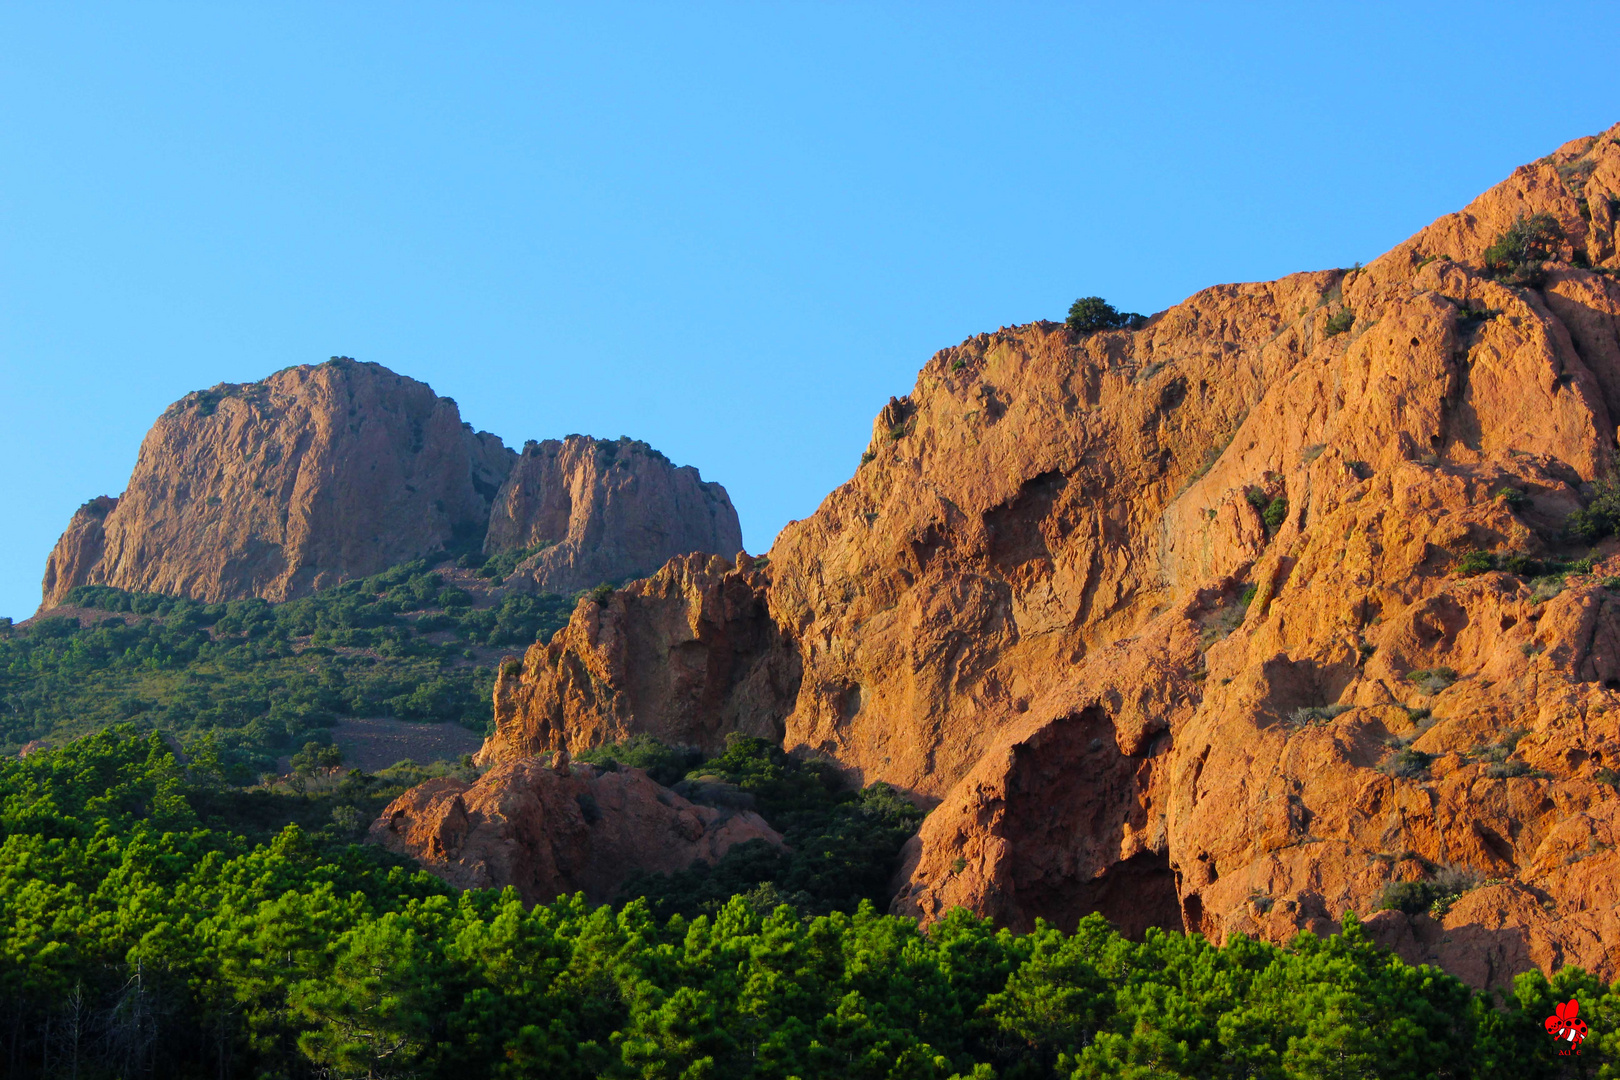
[41,358,741,606]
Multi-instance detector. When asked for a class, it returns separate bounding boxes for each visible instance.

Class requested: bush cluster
[1066,296,1146,335]
[613,735,925,918]
[1245,487,1289,535]
[1376,864,1483,918]
[1567,470,1620,542]
[1482,212,1563,287]
[1386,746,1434,779]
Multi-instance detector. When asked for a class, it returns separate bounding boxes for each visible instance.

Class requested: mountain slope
[474,123,1620,987]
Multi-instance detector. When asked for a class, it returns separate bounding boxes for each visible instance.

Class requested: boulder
[369,757,783,905]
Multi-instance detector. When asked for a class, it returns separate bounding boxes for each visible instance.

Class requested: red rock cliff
[486,435,743,595]
[370,757,782,905]
[42,359,513,605]
[484,125,1620,987]
[41,362,743,608]
[480,552,798,762]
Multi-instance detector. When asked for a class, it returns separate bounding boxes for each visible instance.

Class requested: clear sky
[2,3,1617,621]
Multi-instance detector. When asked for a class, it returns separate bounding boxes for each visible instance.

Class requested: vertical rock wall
[41,359,514,605]
[485,435,743,596]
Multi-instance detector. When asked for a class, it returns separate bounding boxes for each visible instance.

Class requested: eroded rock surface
[480,552,797,762]
[42,359,514,605]
[486,435,743,596]
[369,757,782,904]
[891,125,1620,988]
[482,124,1620,987]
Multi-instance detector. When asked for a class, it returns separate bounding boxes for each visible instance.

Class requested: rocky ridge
[471,124,1620,987]
[41,359,742,607]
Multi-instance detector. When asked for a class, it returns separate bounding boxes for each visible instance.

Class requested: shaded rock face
[41,360,514,605]
[479,552,799,763]
[41,362,741,608]
[368,758,782,905]
[485,435,743,596]
[486,124,1620,986]
[40,496,118,606]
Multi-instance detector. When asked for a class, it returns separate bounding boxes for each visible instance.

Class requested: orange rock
[41,359,514,605]
[476,124,1620,986]
[479,552,797,763]
[368,758,782,904]
[486,435,742,596]
[40,360,743,608]
[897,125,1620,987]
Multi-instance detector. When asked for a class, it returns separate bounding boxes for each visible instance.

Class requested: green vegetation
[1405,667,1458,695]
[1244,487,1289,536]
[0,562,576,773]
[1454,548,1498,577]
[1567,470,1620,542]
[574,732,706,786]
[1386,746,1434,779]
[1453,548,1594,584]
[1286,704,1353,728]
[1065,296,1145,335]
[1323,307,1355,336]
[1456,303,1502,333]
[614,735,924,918]
[1496,486,1529,510]
[1376,864,1482,918]
[1482,212,1563,287]
[3,726,1615,1079]
[461,540,556,584]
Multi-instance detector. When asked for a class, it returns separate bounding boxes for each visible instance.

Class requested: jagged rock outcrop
[41,361,742,608]
[483,123,1620,987]
[40,496,118,606]
[369,757,782,904]
[479,552,798,762]
[41,359,515,605]
[485,435,743,596]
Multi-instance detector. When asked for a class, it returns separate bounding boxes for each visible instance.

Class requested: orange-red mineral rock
[369,757,782,905]
[41,359,513,605]
[485,435,743,597]
[479,552,798,763]
[453,124,1620,987]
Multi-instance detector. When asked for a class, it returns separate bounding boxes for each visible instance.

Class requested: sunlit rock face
[476,126,1620,987]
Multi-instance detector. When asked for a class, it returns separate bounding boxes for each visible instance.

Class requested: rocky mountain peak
[40,357,741,607]
[484,434,743,596]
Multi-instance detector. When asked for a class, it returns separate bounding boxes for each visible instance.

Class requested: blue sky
[2,3,1617,620]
